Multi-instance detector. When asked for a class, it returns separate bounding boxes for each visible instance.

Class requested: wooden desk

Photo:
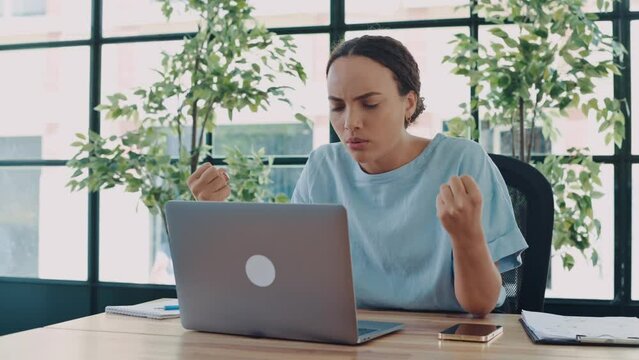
[1,307,636,359]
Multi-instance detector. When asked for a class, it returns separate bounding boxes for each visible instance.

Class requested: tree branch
[527,90,542,163]
[197,95,215,153]
[190,98,199,173]
[510,110,516,158]
[519,97,525,161]
[189,39,205,173]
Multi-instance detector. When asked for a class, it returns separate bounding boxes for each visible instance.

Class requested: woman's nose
[344,108,363,130]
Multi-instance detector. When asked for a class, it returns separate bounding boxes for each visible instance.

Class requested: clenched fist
[436,175,483,244]
[187,163,231,201]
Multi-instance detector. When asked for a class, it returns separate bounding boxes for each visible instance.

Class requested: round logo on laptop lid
[245,254,276,287]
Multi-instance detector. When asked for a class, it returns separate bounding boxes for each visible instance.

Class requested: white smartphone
[437,323,503,343]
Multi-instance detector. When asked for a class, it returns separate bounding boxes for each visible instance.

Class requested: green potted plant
[443,0,627,270]
[67,0,309,238]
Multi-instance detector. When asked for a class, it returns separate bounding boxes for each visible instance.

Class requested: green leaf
[294,112,313,129]
[562,253,575,270]
[504,38,518,48]
[62,0,328,234]
[591,249,599,266]
[489,28,509,39]
[533,28,548,39]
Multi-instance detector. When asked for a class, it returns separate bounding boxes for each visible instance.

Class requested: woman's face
[327,55,415,171]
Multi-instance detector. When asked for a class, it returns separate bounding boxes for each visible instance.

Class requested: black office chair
[489,154,554,314]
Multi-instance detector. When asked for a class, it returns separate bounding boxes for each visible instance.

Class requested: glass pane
[0,0,89,45]
[632,22,639,153]
[633,0,639,11]
[250,0,329,27]
[0,166,87,280]
[99,187,157,284]
[102,35,326,156]
[214,34,330,156]
[345,28,469,139]
[545,164,614,299]
[104,0,329,38]
[346,0,469,23]
[479,22,614,156]
[99,166,303,284]
[582,0,613,12]
[633,166,639,300]
[212,123,313,156]
[100,41,190,283]
[100,40,182,140]
[268,166,304,200]
[103,0,198,37]
[0,47,89,160]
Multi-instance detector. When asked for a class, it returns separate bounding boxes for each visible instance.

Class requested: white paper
[105,298,179,320]
[521,310,639,340]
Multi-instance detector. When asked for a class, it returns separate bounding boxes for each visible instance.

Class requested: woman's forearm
[451,231,502,317]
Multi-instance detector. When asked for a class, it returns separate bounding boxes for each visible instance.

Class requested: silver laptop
[165,200,403,345]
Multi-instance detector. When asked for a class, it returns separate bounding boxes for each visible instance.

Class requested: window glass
[0,0,89,44]
[631,22,639,153]
[99,166,303,284]
[478,22,614,156]
[0,47,89,160]
[631,21,638,300]
[250,0,329,27]
[346,0,469,24]
[632,165,639,300]
[102,35,328,156]
[100,40,182,139]
[544,165,614,299]
[0,166,87,280]
[11,0,45,16]
[583,0,613,12]
[103,0,198,37]
[103,0,329,37]
[213,34,330,156]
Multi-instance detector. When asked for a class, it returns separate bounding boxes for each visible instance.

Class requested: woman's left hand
[436,175,483,244]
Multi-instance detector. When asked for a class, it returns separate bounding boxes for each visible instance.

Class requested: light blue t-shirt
[291,133,529,312]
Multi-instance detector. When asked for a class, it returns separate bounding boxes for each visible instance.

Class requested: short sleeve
[291,149,322,204]
[291,163,310,204]
[470,149,529,274]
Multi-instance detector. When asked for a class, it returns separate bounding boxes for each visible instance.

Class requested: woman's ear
[405,90,417,120]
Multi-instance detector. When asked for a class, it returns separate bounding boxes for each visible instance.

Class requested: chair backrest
[489,154,554,313]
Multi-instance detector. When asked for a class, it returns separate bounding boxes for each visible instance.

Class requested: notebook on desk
[105,298,180,320]
[520,310,639,346]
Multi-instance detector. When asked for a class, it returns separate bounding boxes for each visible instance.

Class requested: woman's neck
[360,134,430,174]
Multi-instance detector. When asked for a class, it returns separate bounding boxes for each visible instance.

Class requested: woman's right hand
[187,163,231,201]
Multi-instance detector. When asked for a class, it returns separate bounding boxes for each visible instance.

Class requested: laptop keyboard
[358,328,376,336]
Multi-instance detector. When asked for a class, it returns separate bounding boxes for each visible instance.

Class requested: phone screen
[440,323,502,336]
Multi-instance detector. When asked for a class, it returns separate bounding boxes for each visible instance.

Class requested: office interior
[1,0,639,338]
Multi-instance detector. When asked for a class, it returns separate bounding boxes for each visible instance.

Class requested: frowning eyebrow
[328,92,382,102]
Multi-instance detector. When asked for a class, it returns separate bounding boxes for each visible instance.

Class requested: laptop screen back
[165,201,359,344]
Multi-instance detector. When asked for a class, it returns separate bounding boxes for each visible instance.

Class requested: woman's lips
[346,138,369,150]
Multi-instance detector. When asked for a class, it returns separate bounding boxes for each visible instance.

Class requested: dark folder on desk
[520,310,639,347]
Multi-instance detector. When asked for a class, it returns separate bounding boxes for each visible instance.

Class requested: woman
[187,35,528,317]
